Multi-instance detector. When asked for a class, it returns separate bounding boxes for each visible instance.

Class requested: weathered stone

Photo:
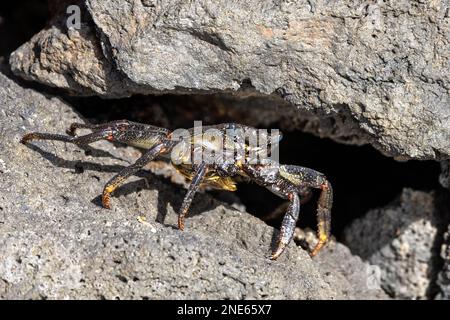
[440,160,450,189]
[436,225,450,299]
[0,70,387,299]
[9,0,450,160]
[295,228,388,299]
[344,189,449,299]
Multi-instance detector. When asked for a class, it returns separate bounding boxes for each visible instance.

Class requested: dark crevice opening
[0,0,49,59]
[237,133,442,239]
[65,94,443,241]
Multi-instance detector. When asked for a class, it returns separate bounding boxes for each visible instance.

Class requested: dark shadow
[78,144,132,164]
[23,142,233,229]
[25,143,127,175]
[0,0,49,58]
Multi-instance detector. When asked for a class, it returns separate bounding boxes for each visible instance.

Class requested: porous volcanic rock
[0,70,387,299]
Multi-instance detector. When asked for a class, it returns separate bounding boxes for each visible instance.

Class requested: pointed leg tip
[270,248,284,260]
[270,253,280,261]
[102,202,112,210]
[20,133,33,144]
[102,200,111,210]
[270,243,286,260]
[310,241,326,258]
[178,213,187,231]
[102,195,112,210]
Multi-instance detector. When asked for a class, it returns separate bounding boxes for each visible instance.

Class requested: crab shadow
[24,143,280,246]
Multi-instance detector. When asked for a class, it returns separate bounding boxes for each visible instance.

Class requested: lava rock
[295,228,388,299]
[0,70,386,299]
[9,0,450,161]
[344,189,449,299]
[440,160,450,189]
[435,225,450,299]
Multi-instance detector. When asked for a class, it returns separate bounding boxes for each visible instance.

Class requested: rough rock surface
[436,225,450,299]
[344,189,449,299]
[440,160,450,189]
[9,0,450,161]
[0,71,387,299]
[294,228,387,299]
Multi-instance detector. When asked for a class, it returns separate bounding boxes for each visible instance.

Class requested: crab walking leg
[21,129,170,209]
[279,165,333,257]
[271,192,300,260]
[178,163,208,231]
[238,163,303,259]
[102,143,168,209]
[68,122,106,135]
[67,120,131,136]
[310,180,333,257]
[21,130,114,145]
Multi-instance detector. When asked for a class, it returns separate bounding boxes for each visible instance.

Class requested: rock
[8,18,127,97]
[9,0,450,161]
[436,225,450,299]
[440,160,450,189]
[343,189,449,299]
[0,70,386,299]
[294,228,388,299]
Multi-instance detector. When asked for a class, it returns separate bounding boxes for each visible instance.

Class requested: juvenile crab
[21,120,333,259]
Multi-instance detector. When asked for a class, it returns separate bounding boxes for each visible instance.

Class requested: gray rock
[294,228,388,299]
[440,160,450,189]
[9,0,450,160]
[436,225,450,299]
[0,70,387,299]
[344,189,449,299]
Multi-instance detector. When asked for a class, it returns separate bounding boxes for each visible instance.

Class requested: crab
[21,120,333,259]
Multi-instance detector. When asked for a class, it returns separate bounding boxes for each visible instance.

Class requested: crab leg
[310,180,333,256]
[21,128,171,210]
[102,143,168,209]
[279,165,333,257]
[67,121,129,136]
[239,163,303,259]
[21,130,113,146]
[178,162,208,231]
[271,192,300,260]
